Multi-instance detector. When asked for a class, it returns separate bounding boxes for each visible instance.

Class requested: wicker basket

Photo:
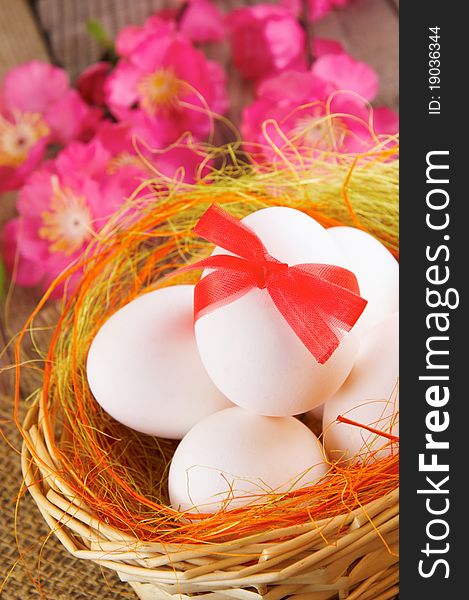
[22,395,398,600]
[18,165,399,599]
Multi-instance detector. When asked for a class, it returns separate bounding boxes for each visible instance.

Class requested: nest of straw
[16,142,399,600]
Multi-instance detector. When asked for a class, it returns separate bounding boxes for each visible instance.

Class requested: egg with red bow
[194,206,364,417]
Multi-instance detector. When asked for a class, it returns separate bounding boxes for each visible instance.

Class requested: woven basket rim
[21,396,399,599]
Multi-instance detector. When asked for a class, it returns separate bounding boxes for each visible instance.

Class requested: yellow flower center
[138,68,182,115]
[0,111,49,168]
[291,111,348,149]
[107,151,143,174]
[39,176,93,256]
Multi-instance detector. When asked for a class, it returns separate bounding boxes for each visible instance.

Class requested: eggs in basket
[86,205,399,513]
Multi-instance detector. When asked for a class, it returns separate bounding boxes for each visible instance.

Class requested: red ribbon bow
[183,205,367,364]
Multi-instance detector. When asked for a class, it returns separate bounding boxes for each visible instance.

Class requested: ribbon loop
[183,204,367,364]
[194,204,268,263]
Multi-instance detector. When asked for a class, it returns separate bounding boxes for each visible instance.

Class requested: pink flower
[2,61,69,115]
[241,49,388,156]
[241,67,398,161]
[0,111,50,193]
[372,106,399,136]
[76,61,113,107]
[55,138,115,179]
[1,124,215,295]
[144,2,225,45]
[179,0,226,43]
[0,61,101,192]
[311,54,378,101]
[96,121,213,184]
[241,71,331,154]
[281,0,351,22]
[106,30,228,145]
[115,16,174,58]
[141,137,213,184]
[44,89,102,144]
[1,140,142,297]
[2,61,99,144]
[229,4,306,82]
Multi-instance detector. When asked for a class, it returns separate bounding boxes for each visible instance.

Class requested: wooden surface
[0,0,49,79]
[0,1,398,598]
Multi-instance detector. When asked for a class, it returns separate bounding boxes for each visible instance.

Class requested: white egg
[169,406,329,512]
[195,207,359,416]
[326,226,398,335]
[322,312,399,464]
[86,285,231,439]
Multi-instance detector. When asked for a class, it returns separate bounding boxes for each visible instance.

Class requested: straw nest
[16,140,399,600]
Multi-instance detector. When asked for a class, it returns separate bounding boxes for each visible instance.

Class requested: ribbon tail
[294,264,367,332]
[268,269,367,364]
[268,283,339,364]
[296,263,362,295]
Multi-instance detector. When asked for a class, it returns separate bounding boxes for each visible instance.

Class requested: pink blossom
[147,2,226,44]
[2,61,99,144]
[55,138,114,180]
[281,0,352,22]
[0,111,49,193]
[179,0,226,43]
[76,61,112,106]
[241,68,398,161]
[0,61,101,191]
[2,61,69,114]
[106,30,228,145]
[1,123,216,295]
[371,106,399,136]
[44,89,102,144]
[141,138,213,184]
[2,220,47,287]
[241,71,331,153]
[96,121,213,184]
[229,4,306,82]
[115,16,175,58]
[311,54,378,101]
[1,141,142,296]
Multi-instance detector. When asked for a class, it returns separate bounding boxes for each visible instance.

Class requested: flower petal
[116,16,174,58]
[372,106,399,136]
[0,137,48,193]
[105,61,142,118]
[55,140,111,180]
[2,60,69,114]
[180,0,226,43]
[1,219,47,286]
[76,61,112,106]
[229,5,306,81]
[45,90,101,144]
[16,169,55,218]
[312,54,379,101]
